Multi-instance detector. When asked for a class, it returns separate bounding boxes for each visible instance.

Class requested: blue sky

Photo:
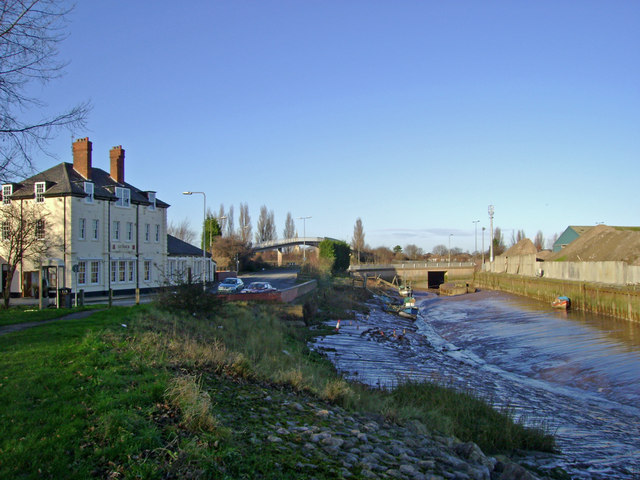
[32,1,639,252]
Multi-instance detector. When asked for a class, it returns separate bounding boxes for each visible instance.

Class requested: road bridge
[349,262,476,288]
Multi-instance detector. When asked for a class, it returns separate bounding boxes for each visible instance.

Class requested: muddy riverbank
[310,290,640,479]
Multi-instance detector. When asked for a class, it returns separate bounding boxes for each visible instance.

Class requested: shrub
[156,283,222,315]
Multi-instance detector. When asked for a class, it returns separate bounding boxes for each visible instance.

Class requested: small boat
[398,306,418,320]
[398,284,413,297]
[403,296,416,307]
[383,303,403,313]
[552,296,571,309]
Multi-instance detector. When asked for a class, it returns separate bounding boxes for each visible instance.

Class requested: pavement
[9,293,155,308]
[0,309,102,337]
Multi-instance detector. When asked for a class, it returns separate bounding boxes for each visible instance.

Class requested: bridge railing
[253,237,338,251]
[349,262,476,271]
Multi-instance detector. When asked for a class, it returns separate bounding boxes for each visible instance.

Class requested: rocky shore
[245,385,545,480]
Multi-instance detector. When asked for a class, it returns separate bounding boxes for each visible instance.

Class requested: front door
[22,271,39,297]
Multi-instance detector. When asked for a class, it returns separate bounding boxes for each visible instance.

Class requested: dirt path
[0,310,104,336]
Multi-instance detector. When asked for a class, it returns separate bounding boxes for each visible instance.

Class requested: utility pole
[482,226,486,265]
[488,205,495,263]
[298,216,311,263]
[473,220,480,254]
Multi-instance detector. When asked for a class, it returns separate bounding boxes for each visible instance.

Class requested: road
[238,268,299,290]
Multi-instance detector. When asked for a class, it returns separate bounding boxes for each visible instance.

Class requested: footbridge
[349,262,477,288]
[253,237,341,265]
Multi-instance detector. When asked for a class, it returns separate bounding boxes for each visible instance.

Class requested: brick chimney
[72,137,92,179]
[110,145,125,183]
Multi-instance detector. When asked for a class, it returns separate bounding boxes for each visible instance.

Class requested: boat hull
[552,296,571,309]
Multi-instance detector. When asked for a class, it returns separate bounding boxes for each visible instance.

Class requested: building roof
[167,234,212,259]
[548,225,640,265]
[5,162,169,207]
[567,226,594,236]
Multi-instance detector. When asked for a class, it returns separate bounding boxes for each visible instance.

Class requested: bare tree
[267,210,276,241]
[509,229,526,246]
[225,205,235,237]
[282,212,295,253]
[283,212,295,239]
[0,201,59,307]
[168,218,195,244]
[372,246,393,263]
[351,218,365,263]
[432,244,448,256]
[493,227,506,256]
[255,205,277,243]
[0,1,90,182]
[534,230,545,251]
[238,202,251,244]
[404,244,424,259]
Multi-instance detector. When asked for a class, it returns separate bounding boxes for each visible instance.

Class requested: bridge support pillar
[277,248,283,267]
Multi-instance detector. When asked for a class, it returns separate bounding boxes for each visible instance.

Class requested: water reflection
[310,290,640,480]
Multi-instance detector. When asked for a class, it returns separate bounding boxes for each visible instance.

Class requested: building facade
[0,137,210,298]
[167,234,216,285]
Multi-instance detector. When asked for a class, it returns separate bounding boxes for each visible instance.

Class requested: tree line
[349,218,556,263]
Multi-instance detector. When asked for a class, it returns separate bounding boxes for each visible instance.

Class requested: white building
[167,234,216,285]
[0,137,212,299]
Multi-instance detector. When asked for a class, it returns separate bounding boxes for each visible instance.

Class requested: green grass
[0,284,556,478]
[0,304,104,326]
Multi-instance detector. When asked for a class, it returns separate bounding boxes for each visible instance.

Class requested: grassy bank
[0,282,554,478]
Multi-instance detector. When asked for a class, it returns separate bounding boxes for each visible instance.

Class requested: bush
[156,283,222,315]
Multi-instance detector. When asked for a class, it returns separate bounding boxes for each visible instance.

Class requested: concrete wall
[476,272,640,323]
[349,263,476,283]
[486,253,640,286]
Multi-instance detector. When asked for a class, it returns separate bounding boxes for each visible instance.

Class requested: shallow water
[310,290,640,479]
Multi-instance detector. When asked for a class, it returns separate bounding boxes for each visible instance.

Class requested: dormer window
[35,182,45,203]
[2,184,12,205]
[84,182,94,203]
[148,192,156,210]
[115,187,130,207]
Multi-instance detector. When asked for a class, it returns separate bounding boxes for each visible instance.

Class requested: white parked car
[217,278,244,293]
[242,282,277,293]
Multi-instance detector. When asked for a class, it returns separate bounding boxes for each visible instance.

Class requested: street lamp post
[472,220,480,255]
[219,215,227,238]
[488,205,495,263]
[183,191,207,291]
[448,234,453,265]
[482,226,486,265]
[298,216,311,263]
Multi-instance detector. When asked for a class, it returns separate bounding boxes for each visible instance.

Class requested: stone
[267,435,282,443]
[497,463,540,480]
[399,463,418,476]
